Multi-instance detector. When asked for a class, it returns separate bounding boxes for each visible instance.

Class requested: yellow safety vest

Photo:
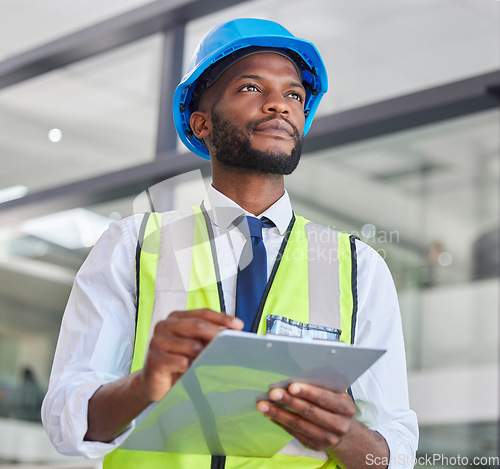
[104,207,359,469]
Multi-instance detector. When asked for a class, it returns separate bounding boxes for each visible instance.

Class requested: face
[191,53,306,174]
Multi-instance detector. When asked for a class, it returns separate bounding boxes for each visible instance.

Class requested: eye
[240,84,260,92]
[287,91,304,102]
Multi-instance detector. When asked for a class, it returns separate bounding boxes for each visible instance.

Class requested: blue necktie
[235,216,274,332]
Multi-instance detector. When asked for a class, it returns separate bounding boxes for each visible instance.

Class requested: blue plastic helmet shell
[173,18,328,160]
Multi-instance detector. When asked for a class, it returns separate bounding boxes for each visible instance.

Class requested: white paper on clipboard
[120,330,385,457]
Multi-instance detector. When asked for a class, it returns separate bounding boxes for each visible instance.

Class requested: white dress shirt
[42,185,418,468]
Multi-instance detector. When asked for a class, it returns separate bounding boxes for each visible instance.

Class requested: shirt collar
[204,184,292,235]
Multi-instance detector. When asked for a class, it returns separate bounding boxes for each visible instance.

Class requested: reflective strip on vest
[104,208,357,469]
[131,212,162,374]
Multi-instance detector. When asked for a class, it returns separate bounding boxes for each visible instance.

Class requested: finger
[257,401,341,450]
[149,335,204,360]
[159,317,229,342]
[147,348,191,374]
[270,418,336,452]
[169,309,244,330]
[287,383,355,417]
[267,388,351,433]
[140,352,191,401]
[155,312,243,342]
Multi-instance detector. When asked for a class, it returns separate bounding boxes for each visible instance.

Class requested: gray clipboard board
[120,330,385,457]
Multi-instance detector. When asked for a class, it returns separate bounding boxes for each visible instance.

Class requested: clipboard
[120,330,385,457]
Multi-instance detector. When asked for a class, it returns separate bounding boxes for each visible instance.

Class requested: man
[42,18,418,468]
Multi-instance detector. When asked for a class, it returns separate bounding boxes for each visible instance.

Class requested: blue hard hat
[173,18,328,160]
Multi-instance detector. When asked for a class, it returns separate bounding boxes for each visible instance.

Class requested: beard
[209,111,303,175]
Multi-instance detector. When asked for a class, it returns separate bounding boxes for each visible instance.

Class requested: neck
[211,162,285,216]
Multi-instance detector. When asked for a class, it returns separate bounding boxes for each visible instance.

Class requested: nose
[262,91,289,115]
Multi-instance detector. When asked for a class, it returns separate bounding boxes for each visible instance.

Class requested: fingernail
[271,389,283,400]
[289,384,300,395]
[258,402,269,413]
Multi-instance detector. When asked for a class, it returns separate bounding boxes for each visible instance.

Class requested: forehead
[218,52,303,85]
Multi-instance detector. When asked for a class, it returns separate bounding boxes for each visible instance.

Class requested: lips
[254,119,294,138]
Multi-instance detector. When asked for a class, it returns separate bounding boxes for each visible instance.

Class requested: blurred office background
[0,0,498,467]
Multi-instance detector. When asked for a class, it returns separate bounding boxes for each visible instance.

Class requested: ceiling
[0,0,498,336]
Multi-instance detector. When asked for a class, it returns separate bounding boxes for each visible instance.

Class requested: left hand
[257,383,356,452]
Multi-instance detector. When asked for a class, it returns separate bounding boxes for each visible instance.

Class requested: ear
[190,111,211,140]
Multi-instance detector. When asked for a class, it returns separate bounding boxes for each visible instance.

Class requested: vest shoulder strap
[131,211,162,373]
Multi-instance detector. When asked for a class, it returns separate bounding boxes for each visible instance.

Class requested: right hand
[136,309,244,402]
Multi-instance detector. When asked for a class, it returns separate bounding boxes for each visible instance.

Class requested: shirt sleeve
[41,216,141,458]
[351,240,419,469]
